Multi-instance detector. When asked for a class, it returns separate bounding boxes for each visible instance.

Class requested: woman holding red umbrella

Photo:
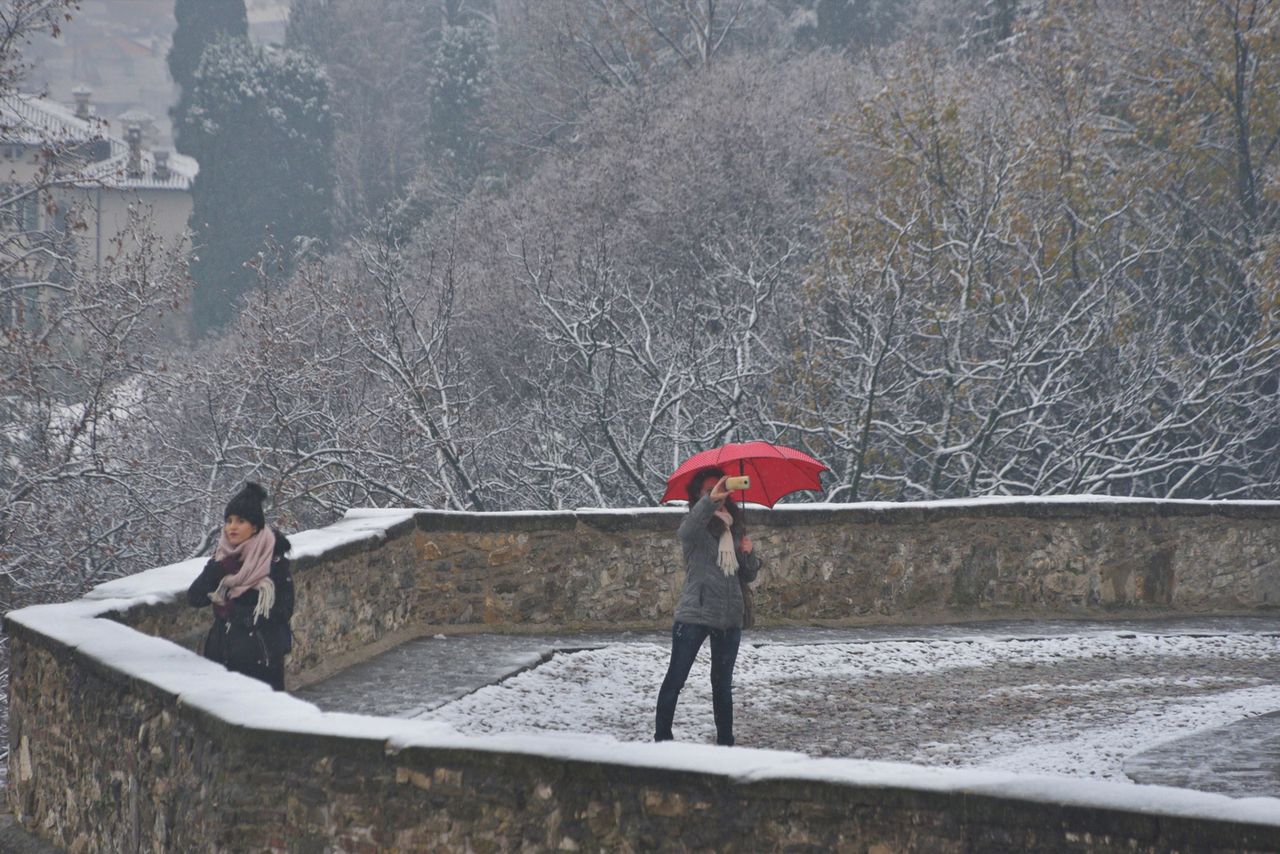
[654,467,761,746]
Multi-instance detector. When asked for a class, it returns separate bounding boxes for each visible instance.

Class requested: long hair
[685,466,745,539]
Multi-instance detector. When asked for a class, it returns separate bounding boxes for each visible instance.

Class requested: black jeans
[654,621,741,746]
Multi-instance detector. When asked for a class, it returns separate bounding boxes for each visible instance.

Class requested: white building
[0,88,198,272]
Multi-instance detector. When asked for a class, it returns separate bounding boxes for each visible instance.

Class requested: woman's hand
[740,535,753,554]
[709,475,731,503]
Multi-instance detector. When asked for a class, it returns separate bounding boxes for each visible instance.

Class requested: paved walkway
[1124,711,1280,798]
[296,616,1280,798]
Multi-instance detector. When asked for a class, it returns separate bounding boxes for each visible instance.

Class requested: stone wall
[98,514,425,677]
[7,500,1280,852]
[286,516,422,674]
[8,615,1280,853]
[411,500,1280,629]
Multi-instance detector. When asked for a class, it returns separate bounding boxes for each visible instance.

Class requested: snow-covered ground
[390,630,1280,787]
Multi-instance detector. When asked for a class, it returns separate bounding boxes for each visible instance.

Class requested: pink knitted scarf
[213,526,276,599]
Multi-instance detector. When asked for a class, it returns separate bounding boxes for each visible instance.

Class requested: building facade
[1,88,197,292]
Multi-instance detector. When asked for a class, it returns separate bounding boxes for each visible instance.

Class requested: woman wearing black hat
[186,482,295,690]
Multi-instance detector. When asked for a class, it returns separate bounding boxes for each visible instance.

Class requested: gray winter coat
[673,494,762,630]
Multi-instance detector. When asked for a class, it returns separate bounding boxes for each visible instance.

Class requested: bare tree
[1,1,196,608]
[1,208,190,606]
[482,0,779,165]
[439,53,845,505]
[146,223,502,527]
[0,0,74,93]
[798,20,1280,500]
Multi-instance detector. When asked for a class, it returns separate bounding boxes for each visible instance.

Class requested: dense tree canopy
[167,0,248,154]
[182,37,333,334]
[152,0,1279,516]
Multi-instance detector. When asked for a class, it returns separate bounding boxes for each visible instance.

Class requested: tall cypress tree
[183,37,333,335]
[427,19,490,180]
[168,0,247,154]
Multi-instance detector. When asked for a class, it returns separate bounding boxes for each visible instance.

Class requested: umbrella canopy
[661,441,828,508]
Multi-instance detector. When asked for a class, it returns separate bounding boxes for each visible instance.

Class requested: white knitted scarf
[713,508,737,575]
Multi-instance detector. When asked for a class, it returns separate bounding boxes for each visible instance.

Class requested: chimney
[153,149,170,181]
[117,109,155,144]
[72,85,92,120]
[125,123,144,178]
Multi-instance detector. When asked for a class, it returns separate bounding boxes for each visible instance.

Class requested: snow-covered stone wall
[411,498,1280,628]
[94,511,424,677]
[6,498,1280,851]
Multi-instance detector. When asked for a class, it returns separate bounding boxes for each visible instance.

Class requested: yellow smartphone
[725,475,750,491]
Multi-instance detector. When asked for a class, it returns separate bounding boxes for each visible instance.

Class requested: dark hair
[685,467,744,539]
[224,482,268,531]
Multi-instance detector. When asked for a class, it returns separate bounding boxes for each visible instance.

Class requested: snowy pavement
[295,617,1280,798]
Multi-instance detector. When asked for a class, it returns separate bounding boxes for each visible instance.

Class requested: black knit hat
[224,482,267,530]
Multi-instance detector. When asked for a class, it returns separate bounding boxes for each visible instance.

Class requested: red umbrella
[661,441,828,508]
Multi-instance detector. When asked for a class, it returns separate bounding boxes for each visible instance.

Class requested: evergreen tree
[169,0,248,90]
[169,0,248,155]
[183,38,333,335]
[426,19,490,182]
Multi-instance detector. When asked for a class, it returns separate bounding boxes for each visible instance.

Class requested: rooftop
[80,143,198,191]
[0,93,197,191]
[0,92,102,145]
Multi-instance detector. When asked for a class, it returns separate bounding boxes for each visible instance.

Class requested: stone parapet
[6,499,1280,851]
[8,611,1280,852]
[409,499,1280,628]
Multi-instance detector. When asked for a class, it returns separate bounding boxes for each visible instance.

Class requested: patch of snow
[411,496,1280,515]
[86,557,208,602]
[342,508,428,520]
[768,495,1280,512]
[769,759,1280,826]
[286,509,419,560]
[413,633,1280,786]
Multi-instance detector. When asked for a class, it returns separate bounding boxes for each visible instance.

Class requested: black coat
[187,529,294,690]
